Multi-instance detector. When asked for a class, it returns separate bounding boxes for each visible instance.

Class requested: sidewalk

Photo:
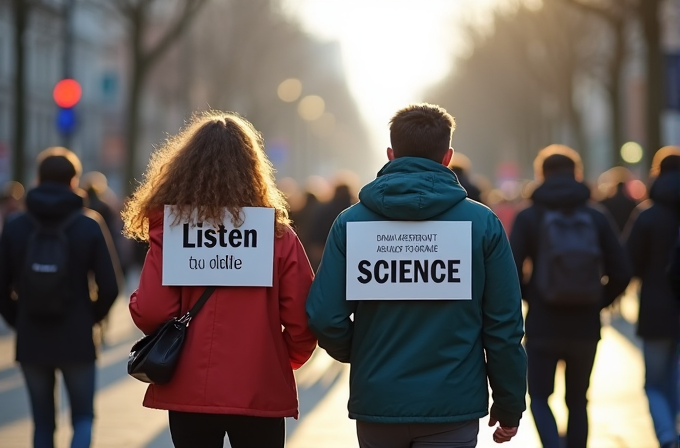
[288,323,655,448]
[0,293,656,447]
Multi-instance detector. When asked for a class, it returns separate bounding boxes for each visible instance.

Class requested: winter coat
[306,157,527,427]
[129,210,316,418]
[509,174,631,341]
[599,183,637,235]
[0,183,121,363]
[625,172,680,339]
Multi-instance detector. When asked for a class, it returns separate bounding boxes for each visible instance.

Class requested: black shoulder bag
[127,286,216,385]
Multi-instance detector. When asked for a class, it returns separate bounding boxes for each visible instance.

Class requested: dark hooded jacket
[625,172,680,339]
[0,183,121,363]
[509,174,631,341]
[599,182,637,235]
[306,157,527,427]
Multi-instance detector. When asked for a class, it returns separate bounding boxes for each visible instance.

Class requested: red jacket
[129,211,317,418]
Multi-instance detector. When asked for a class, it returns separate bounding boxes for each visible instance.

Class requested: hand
[488,417,518,444]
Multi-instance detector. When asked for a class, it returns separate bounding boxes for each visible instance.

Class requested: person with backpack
[625,147,680,448]
[509,145,631,448]
[0,147,121,448]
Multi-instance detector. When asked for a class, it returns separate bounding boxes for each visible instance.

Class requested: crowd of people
[0,104,678,448]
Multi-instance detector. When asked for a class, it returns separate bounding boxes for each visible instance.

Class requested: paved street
[0,289,656,448]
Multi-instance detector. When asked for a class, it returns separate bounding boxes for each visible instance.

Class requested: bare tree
[11,0,28,184]
[638,0,663,165]
[560,0,664,167]
[9,0,59,184]
[96,0,207,194]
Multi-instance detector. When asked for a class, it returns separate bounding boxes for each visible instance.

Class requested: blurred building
[0,0,126,188]
[0,0,373,195]
[426,0,680,185]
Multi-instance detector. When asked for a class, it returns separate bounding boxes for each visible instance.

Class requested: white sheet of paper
[162,205,274,286]
[346,221,472,300]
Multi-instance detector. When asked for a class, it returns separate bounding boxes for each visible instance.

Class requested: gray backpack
[534,208,603,306]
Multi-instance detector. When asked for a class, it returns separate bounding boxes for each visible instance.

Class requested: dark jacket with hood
[599,182,637,235]
[509,174,631,341]
[0,183,121,363]
[306,157,527,427]
[625,172,680,339]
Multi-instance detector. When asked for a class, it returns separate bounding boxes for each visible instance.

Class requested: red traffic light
[53,79,82,108]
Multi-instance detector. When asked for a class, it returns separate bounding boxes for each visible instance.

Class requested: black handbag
[127,286,216,384]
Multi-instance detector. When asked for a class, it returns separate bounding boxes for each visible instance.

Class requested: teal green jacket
[306,157,527,426]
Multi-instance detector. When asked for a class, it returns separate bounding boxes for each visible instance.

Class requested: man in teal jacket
[306,103,526,447]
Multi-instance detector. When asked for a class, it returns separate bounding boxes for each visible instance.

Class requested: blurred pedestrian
[625,147,680,448]
[509,145,631,448]
[123,112,317,448]
[307,172,357,270]
[0,147,121,448]
[81,172,125,347]
[307,103,526,447]
[0,180,25,232]
[448,151,484,203]
[282,176,322,262]
[597,166,637,235]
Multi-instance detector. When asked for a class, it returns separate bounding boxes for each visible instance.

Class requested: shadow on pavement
[144,362,344,448]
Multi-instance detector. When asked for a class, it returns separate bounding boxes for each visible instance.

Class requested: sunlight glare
[283,0,506,152]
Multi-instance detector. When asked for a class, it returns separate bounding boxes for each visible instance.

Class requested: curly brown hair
[122,111,290,241]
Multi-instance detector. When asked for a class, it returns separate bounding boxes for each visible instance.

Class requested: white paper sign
[346,221,472,300]
[162,205,274,286]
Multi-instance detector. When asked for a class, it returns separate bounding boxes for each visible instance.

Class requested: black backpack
[20,210,81,318]
[534,208,603,306]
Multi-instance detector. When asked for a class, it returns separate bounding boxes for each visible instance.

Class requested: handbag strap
[177,286,216,326]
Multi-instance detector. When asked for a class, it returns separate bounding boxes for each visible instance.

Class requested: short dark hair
[36,147,82,186]
[659,154,680,174]
[389,103,455,162]
[542,154,576,178]
[533,144,583,180]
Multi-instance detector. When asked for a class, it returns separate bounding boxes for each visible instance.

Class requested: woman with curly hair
[122,111,317,448]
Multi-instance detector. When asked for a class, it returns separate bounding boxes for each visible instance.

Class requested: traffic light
[53,79,82,136]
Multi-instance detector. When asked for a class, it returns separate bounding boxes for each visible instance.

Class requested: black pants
[526,339,598,448]
[168,411,285,448]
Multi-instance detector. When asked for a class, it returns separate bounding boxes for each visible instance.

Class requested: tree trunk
[608,18,626,167]
[12,0,27,184]
[124,68,144,196]
[640,0,663,168]
[124,10,146,197]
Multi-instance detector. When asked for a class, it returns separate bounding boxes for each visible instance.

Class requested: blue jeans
[21,363,96,448]
[643,339,679,447]
[527,339,598,448]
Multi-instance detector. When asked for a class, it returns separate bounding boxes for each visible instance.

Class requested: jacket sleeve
[595,210,631,307]
[624,210,648,281]
[129,218,182,335]
[306,215,357,363]
[0,227,17,328]
[508,208,532,302]
[482,213,527,428]
[88,212,123,323]
[279,230,317,369]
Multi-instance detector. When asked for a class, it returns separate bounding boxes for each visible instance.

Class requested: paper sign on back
[346,221,472,300]
[162,205,274,286]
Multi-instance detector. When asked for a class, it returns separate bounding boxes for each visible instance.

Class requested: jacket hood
[531,174,591,208]
[358,157,468,220]
[26,183,84,220]
[649,172,680,207]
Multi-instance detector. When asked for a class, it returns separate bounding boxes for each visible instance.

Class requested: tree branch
[142,0,206,70]
[560,0,616,22]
